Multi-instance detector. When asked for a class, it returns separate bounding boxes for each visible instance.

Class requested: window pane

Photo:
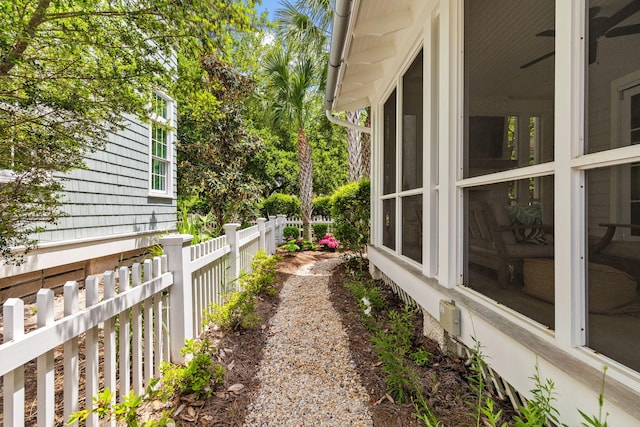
[383,199,396,250]
[465,177,555,328]
[402,50,423,191]
[586,0,640,153]
[152,159,166,191]
[152,125,168,159]
[464,0,555,178]
[383,90,397,195]
[154,93,168,119]
[586,166,640,371]
[402,195,422,263]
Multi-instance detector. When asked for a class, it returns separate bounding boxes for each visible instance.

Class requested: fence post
[37,289,55,427]
[268,215,277,253]
[224,223,241,290]
[4,298,25,427]
[257,217,266,251]
[64,282,80,426]
[160,234,194,363]
[276,214,286,245]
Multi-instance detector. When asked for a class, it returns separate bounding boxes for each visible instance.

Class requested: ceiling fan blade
[607,0,640,28]
[536,29,555,37]
[520,51,555,69]
[589,35,598,64]
[605,23,640,37]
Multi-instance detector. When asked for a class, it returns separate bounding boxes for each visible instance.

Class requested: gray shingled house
[0,90,177,300]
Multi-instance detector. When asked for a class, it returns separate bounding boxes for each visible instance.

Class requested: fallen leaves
[227,383,245,393]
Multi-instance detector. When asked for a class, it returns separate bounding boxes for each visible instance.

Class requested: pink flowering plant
[318,233,340,250]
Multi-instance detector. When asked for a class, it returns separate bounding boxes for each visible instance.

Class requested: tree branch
[0,0,51,77]
[43,8,162,22]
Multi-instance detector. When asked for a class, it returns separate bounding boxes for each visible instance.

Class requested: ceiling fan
[520,0,640,69]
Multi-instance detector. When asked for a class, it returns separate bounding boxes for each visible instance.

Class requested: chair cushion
[523,258,638,313]
[506,204,548,245]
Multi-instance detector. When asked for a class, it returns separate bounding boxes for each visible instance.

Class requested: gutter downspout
[324,0,371,134]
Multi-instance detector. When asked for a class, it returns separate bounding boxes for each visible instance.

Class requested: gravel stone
[244,258,373,426]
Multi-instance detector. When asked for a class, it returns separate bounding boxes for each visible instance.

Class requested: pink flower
[318,233,339,249]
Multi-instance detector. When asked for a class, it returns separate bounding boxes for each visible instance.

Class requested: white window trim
[376,43,427,268]
[148,90,174,198]
[370,0,640,393]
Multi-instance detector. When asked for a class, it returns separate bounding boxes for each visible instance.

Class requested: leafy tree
[176,55,265,235]
[0,0,255,264]
[311,115,348,196]
[260,193,301,218]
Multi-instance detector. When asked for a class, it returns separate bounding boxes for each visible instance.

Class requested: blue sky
[256,0,282,22]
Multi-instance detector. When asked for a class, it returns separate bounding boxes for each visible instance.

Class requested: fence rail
[0,215,286,426]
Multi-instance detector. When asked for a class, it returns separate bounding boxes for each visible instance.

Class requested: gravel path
[244,258,373,426]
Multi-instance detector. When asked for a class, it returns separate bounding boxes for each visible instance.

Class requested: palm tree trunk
[297,127,313,240]
[346,110,362,182]
[361,108,371,178]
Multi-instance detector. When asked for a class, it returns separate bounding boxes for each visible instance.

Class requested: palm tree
[276,0,365,183]
[275,0,332,57]
[264,48,317,240]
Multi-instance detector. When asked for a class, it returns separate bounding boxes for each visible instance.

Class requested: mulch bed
[148,250,516,426]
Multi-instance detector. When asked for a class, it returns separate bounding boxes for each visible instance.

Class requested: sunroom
[326,0,640,424]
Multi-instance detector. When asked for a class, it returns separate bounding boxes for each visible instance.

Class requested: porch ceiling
[331,0,557,112]
[331,0,424,112]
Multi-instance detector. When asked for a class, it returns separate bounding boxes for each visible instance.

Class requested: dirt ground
[166,250,515,426]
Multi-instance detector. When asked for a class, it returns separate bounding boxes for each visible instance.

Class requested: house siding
[45,112,177,244]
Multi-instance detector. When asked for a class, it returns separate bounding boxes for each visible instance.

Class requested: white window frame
[378,44,426,268]
[148,91,174,198]
[452,0,640,387]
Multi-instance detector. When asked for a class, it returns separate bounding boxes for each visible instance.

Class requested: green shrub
[344,279,387,313]
[312,195,332,217]
[312,223,328,239]
[331,179,370,255]
[372,305,423,403]
[204,251,280,329]
[67,388,176,426]
[280,239,301,253]
[176,207,216,244]
[159,339,223,400]
[260,193,301,218]
[282,225,300,240]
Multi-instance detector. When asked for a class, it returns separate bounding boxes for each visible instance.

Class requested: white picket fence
[0,215,286,426]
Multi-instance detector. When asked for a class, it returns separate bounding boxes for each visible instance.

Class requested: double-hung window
[149,91,173,196]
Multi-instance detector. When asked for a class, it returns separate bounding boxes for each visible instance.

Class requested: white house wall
[338,0,640,424]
